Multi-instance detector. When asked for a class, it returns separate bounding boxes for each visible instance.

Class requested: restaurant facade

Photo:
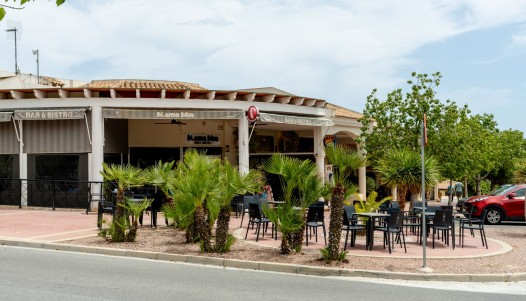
[0,73,365,210]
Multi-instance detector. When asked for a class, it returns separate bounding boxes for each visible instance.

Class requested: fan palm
[99,163,146,242]
[324,144,366,261]
[170,149,221,251]
[375,148,440,211]
[144,160,176,197]
[262,154,326,254]
[214,161,262,253]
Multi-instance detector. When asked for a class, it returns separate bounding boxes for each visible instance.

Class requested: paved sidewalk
[0,208,98,242]
[1,207,525,282]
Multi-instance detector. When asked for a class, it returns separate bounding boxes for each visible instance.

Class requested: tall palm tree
[324,144,366,261]
[99,163,146,242]
[375,148,440,211]
[214,161,262,253]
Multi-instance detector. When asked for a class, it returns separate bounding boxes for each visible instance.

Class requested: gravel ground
[65,224,526,275]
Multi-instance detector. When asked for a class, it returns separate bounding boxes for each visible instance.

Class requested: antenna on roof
[5,20,23,74]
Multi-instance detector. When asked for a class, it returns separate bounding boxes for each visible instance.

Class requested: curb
[2,238,525,282]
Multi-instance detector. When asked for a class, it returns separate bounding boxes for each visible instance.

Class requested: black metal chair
[374,210,406,253]
[97,199,115,229]
[244,203,270,242]
[378,200,390,213]
[305,204,326,246]
[460,209,488,249]
[342,205,365,250]
[401,210,421,241]
[429,209,455,249]
[239,195,258,227]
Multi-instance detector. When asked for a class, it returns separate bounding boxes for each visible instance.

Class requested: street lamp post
[32,48,40,84]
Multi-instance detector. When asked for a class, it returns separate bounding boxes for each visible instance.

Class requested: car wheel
[485,208,503,225]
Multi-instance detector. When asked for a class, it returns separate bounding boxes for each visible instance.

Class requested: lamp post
[32,48,39,84]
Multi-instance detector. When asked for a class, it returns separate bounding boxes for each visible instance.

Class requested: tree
[214,161,262,253]
[262,154,328,254]
[324,144,366,261]
[99,163,146,242]
[1,0,65,21]
[358,72,451,165]
[488,130,526,186]
[170,149,221,252]
[375,148,440,210]
[358,72,507,201]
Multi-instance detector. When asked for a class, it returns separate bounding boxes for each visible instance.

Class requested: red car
[464,184,526,224]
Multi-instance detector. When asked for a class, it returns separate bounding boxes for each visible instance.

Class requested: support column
[313,127,326,181]
[391,186,398,202]
[91,106,104,182]
[357,143,367,200]
[358,166,366,200]
[238,114,249,175]
[19,120,27,206]
[90,106,104,210]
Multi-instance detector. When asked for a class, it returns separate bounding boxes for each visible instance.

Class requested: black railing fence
[0,178,105,211]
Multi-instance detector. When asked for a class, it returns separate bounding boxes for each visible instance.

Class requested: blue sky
[1,0,525,134]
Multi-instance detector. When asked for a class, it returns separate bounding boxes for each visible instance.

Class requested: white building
[0,71,365,210]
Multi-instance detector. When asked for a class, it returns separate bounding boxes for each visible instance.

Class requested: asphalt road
[0,246,524,300]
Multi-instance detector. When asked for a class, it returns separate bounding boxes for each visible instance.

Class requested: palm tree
[324,144,366,261]
[214,161,262,253]
[171,149,221,251]
[262,154,326,254]
[99,163,146,242]
[375,148,440,211]
[144,160,176,197]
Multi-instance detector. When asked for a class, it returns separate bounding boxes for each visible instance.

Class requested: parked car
[464,184,526,224]
[456,184,513,211]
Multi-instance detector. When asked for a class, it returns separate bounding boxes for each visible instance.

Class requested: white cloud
[1,0,526,133]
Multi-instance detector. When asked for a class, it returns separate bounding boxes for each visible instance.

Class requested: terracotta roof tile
[40,76,65,87]
[81,79,205,90]
[326,103,362,119]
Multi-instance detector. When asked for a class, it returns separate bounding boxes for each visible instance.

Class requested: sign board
[186,134,221,145]
[247,106,259,123]
[14,109,86,120]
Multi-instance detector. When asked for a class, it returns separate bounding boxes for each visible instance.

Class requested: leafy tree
[358,72,449,165]
[323,144,366,261]
[488,130,526,186]
[357,71,512,201]
[99,163,146,242]
[512,159,526,184]
[1,0,65,21]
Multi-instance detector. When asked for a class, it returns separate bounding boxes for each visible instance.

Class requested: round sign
[247,106,259,123]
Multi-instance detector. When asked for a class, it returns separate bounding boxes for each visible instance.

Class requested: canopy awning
[0,112,12,122]
[14,109,86,120]
[102,108,243,120]
[258,112,334,126]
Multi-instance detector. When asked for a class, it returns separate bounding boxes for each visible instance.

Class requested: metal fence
[0,178,104,211]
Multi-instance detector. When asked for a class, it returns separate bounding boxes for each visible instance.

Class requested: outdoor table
[267,200,285,207]
[355,212,390,251]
